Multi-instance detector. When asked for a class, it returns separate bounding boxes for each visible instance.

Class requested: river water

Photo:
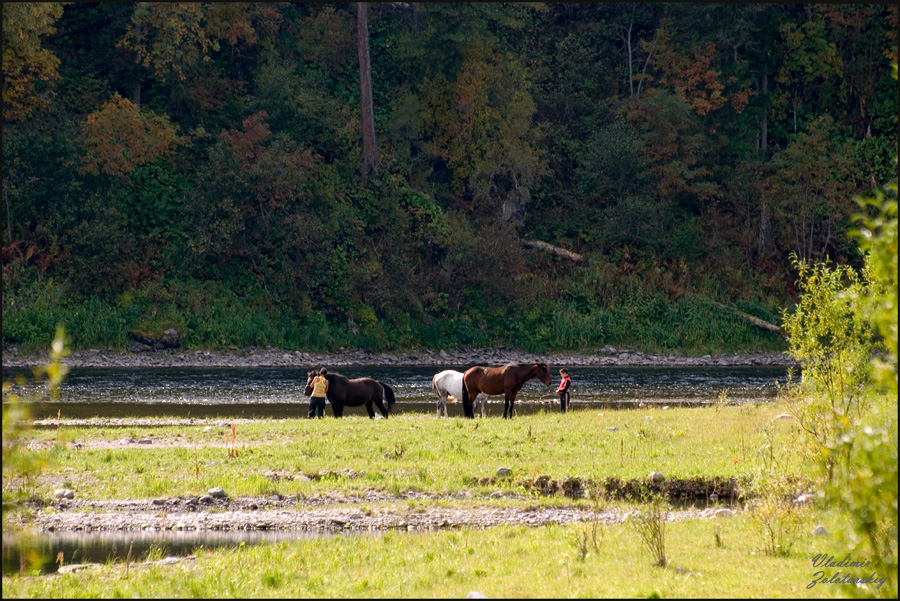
[2,365,791,420]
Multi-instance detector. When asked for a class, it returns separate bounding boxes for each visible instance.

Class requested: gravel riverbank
[20,484,742,536]
[2,345,799,369]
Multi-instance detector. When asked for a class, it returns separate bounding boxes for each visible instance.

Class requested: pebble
[812,525,828,536]
[54,489,75,499]
[714,508,734,518]
[208,487,227,499]
[649,472,665,483]
[4,346,801,370]
[496,467,513,476]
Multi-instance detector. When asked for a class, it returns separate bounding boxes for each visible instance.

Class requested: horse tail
[461,377,469,408]
[431,374,439,399]
[381,382,396,413]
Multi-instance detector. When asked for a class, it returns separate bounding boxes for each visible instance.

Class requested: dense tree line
[2,3,897,353]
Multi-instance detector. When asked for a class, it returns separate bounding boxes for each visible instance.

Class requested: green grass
[5,403,888,598]
[12,404,804,501]
[2,511,871,598]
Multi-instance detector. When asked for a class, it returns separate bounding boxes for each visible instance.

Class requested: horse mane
[505,362,547,370]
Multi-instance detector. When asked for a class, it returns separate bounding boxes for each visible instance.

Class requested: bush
[780,166,897,597]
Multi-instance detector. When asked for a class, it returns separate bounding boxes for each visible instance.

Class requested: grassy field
[5,403,883,598]
[9,403,805,501]
[3,513,865,599]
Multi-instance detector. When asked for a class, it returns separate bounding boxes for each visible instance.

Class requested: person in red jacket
[556,368,571,413]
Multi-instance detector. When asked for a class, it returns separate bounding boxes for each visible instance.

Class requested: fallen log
[712,302,785,337]
[522,239,583,262]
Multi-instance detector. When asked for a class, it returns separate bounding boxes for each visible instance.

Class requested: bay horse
[304,371,396,418]
[431,369,466,418]
[461,362,552,419]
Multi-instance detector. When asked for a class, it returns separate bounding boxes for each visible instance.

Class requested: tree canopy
[2,2,897,353]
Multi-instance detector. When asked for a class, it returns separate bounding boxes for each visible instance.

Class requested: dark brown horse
[461,362,552,419]
[304,371,396,418]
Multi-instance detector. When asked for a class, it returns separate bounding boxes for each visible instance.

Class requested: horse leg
[463,388,476,419]
[479,397,486,418]
[374,397,389,418]
[503,393,513,419]
[437,393,446,418]
[364,401,376,419]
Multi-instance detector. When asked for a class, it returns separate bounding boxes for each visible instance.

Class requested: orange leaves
[219,111,272,165]
[729,86,753,115]
[645,28,726,117]
[206,2,281,47]
[81,93,178,177]
[214,111,315,211]
[643,25,768,118]
[1,2,65,122]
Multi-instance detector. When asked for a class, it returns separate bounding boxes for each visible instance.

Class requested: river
[2,365,791,420]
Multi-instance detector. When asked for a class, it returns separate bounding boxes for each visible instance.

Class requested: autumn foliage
[81,93,178,177]
[1,2,64,122]
[1,2,897,356]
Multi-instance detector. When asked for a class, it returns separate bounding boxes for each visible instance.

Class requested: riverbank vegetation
[3,3,897,355]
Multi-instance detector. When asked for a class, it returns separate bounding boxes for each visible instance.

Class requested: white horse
[431,369,487,418]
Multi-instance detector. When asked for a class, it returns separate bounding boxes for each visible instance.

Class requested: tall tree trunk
[758,197,772,259]
[620,22,635,98]
[132,21,142,109]
[760,66,768,156]
[357,2,377,178]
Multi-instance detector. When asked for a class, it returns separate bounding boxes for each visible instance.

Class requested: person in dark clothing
[556,368,571,413]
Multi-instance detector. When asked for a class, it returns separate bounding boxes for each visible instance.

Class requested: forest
[2,2,897,354]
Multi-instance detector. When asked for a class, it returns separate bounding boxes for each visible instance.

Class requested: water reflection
[2,528,374,575]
